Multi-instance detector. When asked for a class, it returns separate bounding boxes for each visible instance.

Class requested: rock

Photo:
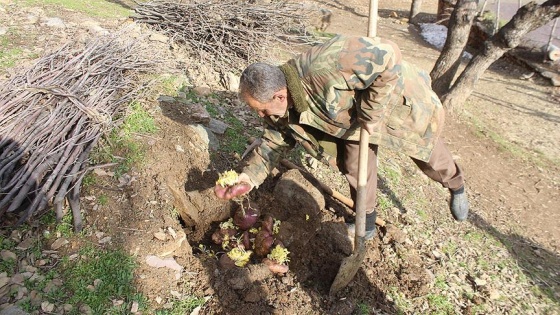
[192,86,212,96]
[207,118,228,135]
[153,232,167,241]
[0,305,29,315]
[149,33,168,43]
[0,250,16,261]
[50,238,68,250]
[540,71,560,86]
[273,169,325,215]
[42,17,65,28]
[223,72,240,92]
[168,184,200,227]
[190,125,219,151]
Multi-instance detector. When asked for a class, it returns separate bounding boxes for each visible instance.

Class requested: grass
[355,302,370,315]
[180,88,259,156]
[426,294,455,314]
[91,100,158,177]
[154,296,206,315]
[0,30,24,70]
[61,245,143,314]
[463,111,559,167]
[20,0,133,18]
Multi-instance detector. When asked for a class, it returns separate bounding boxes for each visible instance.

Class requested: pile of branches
[133,0,316,73]
[0,34,154,231]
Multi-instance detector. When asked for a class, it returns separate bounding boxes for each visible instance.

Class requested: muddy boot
[450,186,469,221]
[346,211,377,246]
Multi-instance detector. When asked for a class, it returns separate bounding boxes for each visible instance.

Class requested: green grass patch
[464,113,559,167]
[0,31,24,70]
[61,245,144,314]
[376,193,394,212]
[98,195,109,206]
[20,0,132,18]
[355,302,370,315]
[426,294,455,314]
[155,296,206,315]
[182,89,260,156]
[91,101,158,177]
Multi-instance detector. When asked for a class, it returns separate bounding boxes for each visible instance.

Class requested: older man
[215,34,469,239]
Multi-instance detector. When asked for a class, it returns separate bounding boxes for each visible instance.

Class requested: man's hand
[214,173,254,200]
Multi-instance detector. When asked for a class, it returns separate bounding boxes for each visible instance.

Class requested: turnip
[260,214,274,234]
[225,247,253,267]
[211,218,237,246]
[263,244,290,274]
[214,170,252,199]
[233,204,260,230]
[254,229,274,257]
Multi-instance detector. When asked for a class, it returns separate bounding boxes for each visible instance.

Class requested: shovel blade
[329,237,367,295]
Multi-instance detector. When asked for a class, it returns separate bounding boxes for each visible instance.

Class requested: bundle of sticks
[133,0,315,72]
[0,35,154,230]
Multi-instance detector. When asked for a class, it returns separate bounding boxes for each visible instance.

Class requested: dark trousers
[338,138,464,214]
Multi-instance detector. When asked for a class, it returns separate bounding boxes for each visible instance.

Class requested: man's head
[239,63,289,118]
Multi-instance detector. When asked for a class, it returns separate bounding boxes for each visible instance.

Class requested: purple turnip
[233,205,260,230]
[254,230,274,257]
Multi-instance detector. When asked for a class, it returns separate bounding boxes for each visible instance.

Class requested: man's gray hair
[239,63,286,103]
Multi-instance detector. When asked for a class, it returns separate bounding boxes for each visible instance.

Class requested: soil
[1,0,559,314]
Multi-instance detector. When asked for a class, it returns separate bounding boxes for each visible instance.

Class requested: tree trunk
[409,0,423,21]
[442,0,560,110]
[431,0,478,97]
[437,0,458,25]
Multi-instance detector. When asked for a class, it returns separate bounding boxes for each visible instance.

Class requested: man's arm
[340,38,403,134]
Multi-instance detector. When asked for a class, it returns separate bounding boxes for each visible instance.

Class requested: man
[215,34,469,239]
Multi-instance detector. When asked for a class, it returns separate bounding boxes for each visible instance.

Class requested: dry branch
[133,0,316,73]
[0,34,154,230]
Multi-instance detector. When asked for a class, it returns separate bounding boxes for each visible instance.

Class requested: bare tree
[435,0,560,110]
[409,0,423,21]
[437,0,458,25]
[430,0,478,97]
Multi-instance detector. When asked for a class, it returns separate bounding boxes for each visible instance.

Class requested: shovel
[329,127,370,295]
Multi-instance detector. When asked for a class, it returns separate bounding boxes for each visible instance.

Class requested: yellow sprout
[267,245,290,265]
[227,247,253,267]
[216,170,239,187]
[272,219,281,234]
[249,227,260,234]
[219,218,237,230]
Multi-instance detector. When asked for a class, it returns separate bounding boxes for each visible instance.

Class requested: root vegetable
[211,219,238,245]
[263,244,290,274]
[260,214,274,234]
[216,170,239,187]
[226,247,253,267]
[233,205,260,230]
[254,230,274,257]
[263,258,289,274]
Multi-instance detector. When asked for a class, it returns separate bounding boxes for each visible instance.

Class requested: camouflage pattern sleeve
[338,37,403,127]
[241,121,296,187]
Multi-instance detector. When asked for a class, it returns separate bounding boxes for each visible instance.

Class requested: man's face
[241,91,288,118]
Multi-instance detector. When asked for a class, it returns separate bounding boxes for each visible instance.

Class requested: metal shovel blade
[329,128,369,295]
[329,235,367,295]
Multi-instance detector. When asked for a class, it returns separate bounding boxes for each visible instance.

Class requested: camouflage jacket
[243,34,445,187]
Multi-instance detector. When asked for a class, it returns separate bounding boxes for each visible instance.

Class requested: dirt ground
[1,0,559,314]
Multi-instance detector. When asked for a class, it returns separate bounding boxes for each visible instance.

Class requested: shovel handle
[354,128,369,240]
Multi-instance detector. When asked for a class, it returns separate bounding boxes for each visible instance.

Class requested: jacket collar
[278,60,309,113]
